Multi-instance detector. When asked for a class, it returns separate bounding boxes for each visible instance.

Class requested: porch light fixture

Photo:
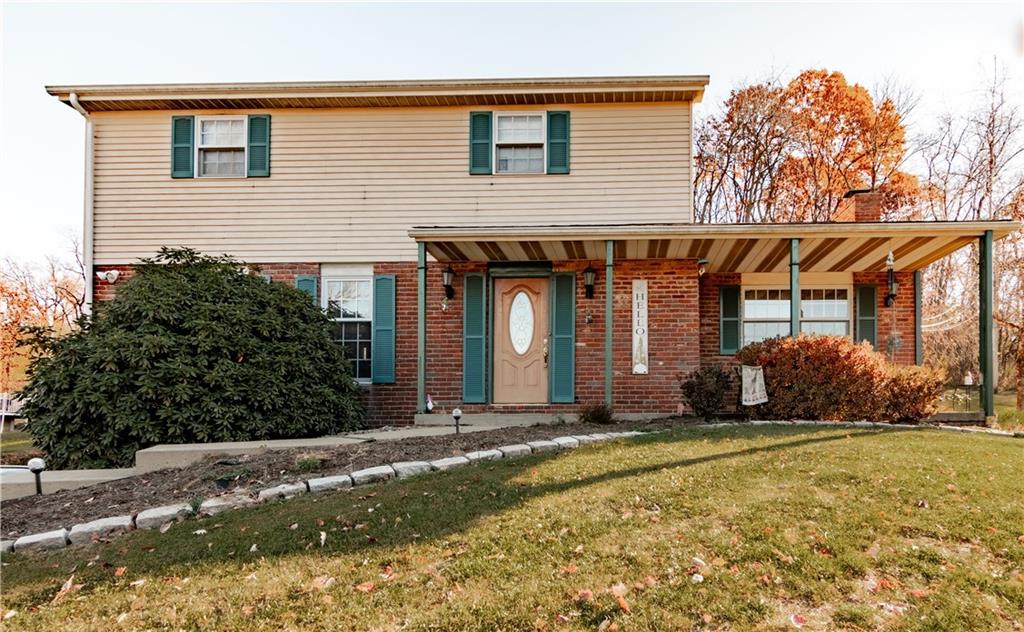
[583,266,597,299]
[697,259,708,276]
[885,251,899,307]
[442,266,455,300]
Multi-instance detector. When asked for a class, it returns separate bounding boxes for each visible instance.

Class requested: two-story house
[46,76,1014,423]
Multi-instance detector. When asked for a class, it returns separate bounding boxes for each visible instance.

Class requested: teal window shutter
[856,285,877,349]
[550,273,576,403]
[372,275,396,384]
[463,273,487,402]
[247,114,271,177]
[294,275,318,305]
[469,112,492,175]
[547,111,570,174]
[171,116,194,178]
[720,285,741,355]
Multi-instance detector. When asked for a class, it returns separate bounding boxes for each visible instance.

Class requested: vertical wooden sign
[632,279,649,374]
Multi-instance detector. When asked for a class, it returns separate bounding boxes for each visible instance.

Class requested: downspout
[68,93,94,314]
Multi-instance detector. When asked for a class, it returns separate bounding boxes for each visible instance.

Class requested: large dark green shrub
[680,365,733,422]
[19,248,364,468]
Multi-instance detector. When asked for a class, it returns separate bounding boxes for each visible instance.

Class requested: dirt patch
[1,418,695,537]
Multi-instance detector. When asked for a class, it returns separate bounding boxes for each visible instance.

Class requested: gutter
[68,93,94,313]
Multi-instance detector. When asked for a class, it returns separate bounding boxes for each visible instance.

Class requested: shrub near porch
[19,248,365,469]
[737,335,945,422]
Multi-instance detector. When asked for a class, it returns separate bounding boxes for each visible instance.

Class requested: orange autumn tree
[695,69,918,223]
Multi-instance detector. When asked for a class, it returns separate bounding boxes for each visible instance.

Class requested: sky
[1,1,1022,265]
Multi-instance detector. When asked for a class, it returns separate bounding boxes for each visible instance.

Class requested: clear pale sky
[2,1,1021,264]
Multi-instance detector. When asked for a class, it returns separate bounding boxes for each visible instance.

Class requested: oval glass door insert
[508,291,534,355]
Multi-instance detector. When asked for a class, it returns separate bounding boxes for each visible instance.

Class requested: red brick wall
[853,271,917,366]
[255,262,320,285]
[93,265,136,302]
[609,260,700,413]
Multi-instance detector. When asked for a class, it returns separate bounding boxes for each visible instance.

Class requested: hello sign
[632,279,649,374]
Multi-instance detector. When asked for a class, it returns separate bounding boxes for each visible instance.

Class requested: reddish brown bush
[735,335,941,422]
[882,365,946,423]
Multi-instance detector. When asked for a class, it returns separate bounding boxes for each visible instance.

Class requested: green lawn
[2,426,1022,630]
[0,430,39,466]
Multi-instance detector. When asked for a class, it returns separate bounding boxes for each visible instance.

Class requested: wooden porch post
[979,230,994,419]
[416,242,427,414]
[605,239,614,406]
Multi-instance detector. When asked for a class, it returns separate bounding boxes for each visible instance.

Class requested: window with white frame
[323,278,373,381]
[742,289,792,346]
[799,288,850,336]
[197,117,246,177]
[495,114,545,173]
[742,287,851,346]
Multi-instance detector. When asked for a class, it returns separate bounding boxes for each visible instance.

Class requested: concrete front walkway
[0,418,556,501]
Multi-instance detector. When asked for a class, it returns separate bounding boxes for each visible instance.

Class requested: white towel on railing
[741,365,768,406]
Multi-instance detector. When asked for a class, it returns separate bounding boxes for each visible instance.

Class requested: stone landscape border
[2,421,1019,555]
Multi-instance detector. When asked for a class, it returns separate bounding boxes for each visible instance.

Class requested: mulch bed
[1,418,694,538]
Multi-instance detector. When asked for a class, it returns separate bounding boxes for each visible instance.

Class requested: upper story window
[495,114,545,174]
[197,117,246,177]
[468,111,569,176]
[170,114,270,179]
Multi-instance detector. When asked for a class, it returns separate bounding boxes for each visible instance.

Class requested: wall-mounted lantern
[697,259,708,277]
[885,251,899,307]
[583,266,597,299]
[442,265,455,300]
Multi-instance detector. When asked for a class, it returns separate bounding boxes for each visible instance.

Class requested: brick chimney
[833,189,883,223]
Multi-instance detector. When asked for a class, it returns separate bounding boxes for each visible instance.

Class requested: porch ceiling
[409,221,1019,273]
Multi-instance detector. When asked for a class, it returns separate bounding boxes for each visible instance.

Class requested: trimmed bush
[578,402,615,425]
[19,248,365,469]
[737,335,886,421]
[882,365,946,423]
[736,335,943,423]
[680,365,733,422]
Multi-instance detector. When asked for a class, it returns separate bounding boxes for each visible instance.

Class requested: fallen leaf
[575,589,594,603]
[615,594,631,613]
[320,531,327,547]
[241,605,255,617]
[355,580,375,593]
[702,613,713,624]
[192,529,207,536]
[114,566,127,577]
[289,523,299,530]
[3,611,15,621]
[909,588,931,599]
[610,582,628,597]
[559,564,578,574]
[249,543,258,553]
[129,579,146,588]
[946,483,957,493]
[159,522,173,534]
[790,613,807,628]
[52,575,81,603]
[115,612,128,624]
[691,573,704,584]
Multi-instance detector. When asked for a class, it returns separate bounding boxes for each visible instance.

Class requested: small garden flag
[741,365,768,406]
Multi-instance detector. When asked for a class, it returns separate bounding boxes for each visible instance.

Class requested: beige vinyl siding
[91,103,692,264]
